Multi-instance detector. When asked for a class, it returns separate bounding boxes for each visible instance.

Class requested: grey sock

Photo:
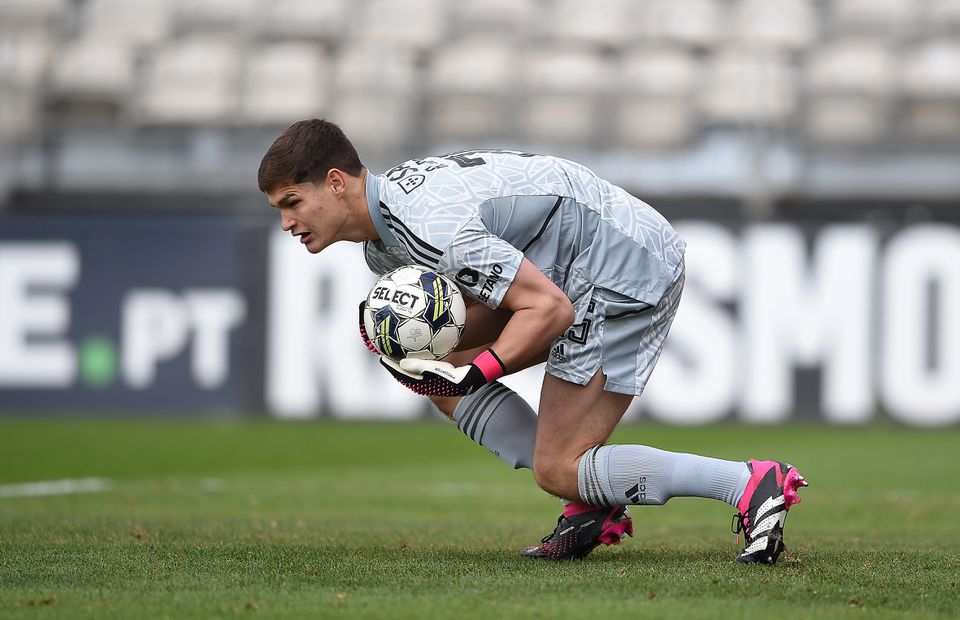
[578,444,751,508]
[452,381,536,470]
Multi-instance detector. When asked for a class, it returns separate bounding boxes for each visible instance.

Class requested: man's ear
[327,168,346,196]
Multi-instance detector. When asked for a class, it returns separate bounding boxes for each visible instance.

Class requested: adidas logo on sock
[625,477,647,503]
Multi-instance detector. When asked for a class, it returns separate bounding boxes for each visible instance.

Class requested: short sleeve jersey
[363,150,686,313]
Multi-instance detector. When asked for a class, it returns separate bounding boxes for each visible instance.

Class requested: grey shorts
[545,269,685,396]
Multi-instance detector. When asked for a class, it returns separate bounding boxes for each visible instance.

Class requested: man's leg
[530,368,807,564]
[430,344,546,470]
[428,301,546,469]
[521,368,744,560]
[532,368,751,508]
[438,289,746,554]
[532,370,631,499]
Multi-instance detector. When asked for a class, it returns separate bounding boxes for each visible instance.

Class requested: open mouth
[297,232,313,245]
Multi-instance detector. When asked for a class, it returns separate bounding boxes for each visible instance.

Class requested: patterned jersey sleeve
[438,217,523,310]
[363,240,407,276]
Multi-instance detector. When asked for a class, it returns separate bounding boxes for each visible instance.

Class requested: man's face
[267,180,344,254]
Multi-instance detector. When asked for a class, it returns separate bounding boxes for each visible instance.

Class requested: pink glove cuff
[473,349,506,383]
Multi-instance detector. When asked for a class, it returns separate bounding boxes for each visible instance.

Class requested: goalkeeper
[258,119,807,564]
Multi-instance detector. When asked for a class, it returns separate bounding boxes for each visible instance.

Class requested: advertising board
[0,214,254,412]
[3,209,958,426]
[265,217,960,426]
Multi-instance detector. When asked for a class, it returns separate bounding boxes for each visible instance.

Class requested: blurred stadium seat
[805,41,895,144]
[730,0,817,51]
[616,47,700,149]
[627,0,722,48]
[924,0,960,34]
[332,41,419,95]
[900,40,960,98]
[0,0,68,24]
[830,0,918,37]
[50,41,133,108]
[544,0,628,50]
[700,48,796,125]
[138,38,242,125]
[253,0,348,42]
[520,47,613,145]
[617,99,698,151]
[808,41,896,95]
[0,27,53,90]
[899,40,960,141]
[900,100,960,141]
[449,0,536,37]
[360,0,448,52]
[427,37,516,142]
[620,47,701,98]
[170,0,260,36]
[0,88,35,143]
[806,96,889,146]
[240,43,328,125]
[329,42,419,151]
[82,0,173,48]
[0,19,55,142]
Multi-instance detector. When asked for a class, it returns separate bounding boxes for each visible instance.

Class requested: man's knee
[532,454,579,499]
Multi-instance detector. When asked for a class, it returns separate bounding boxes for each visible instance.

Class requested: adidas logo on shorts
[551,343,566,363]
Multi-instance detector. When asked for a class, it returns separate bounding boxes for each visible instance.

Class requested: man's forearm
[490,302,573,371]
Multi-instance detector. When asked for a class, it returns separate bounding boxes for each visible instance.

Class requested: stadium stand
[0,0,958,203]
[925,0,960,34]
[700,48,796,125]
[520,47,613,146]
[137,38,242,125]
[544,0,629,50]
[49,39,133,116]
[830,0,918,37]
[449,0,537,38]
[170,0,261,36]
[805,41,895,144]
[361,0,448,52]
[730,0,817,51]
[616,47,700,149]
[899,39,960,141]
[82,0,172,47]
[254,0,349,43]
[240,43,329,125]
[627,0,723,49]
[426,37,517,142]
[328,42,419,151]
[0,30,46,141]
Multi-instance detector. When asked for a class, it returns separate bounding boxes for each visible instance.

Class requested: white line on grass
[0,477,112,498]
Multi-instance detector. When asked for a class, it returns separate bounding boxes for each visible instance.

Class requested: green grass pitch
[1,419,959,619]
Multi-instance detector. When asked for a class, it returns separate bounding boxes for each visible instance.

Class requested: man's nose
[280,212,295,232]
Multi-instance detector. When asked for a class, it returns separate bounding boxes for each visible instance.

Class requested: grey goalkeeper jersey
[363,150,685,319]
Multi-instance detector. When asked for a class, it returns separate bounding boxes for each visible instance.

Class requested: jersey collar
[364,172,400,248]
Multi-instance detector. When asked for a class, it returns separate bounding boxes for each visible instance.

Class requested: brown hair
[257,119,364,193]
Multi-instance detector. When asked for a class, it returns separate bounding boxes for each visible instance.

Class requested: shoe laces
[731,511,748,545]
[540,514,566,544]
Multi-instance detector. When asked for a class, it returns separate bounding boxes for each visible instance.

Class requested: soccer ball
[363,265,467,361]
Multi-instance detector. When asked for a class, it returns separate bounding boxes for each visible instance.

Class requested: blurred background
[1,0,959,426]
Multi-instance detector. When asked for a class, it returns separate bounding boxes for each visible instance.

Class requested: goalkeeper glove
[358,301,379,355]
[380,349,506,397]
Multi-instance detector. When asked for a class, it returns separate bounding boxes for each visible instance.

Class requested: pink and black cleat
[732,460,808,564]
[521,503,633,560]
